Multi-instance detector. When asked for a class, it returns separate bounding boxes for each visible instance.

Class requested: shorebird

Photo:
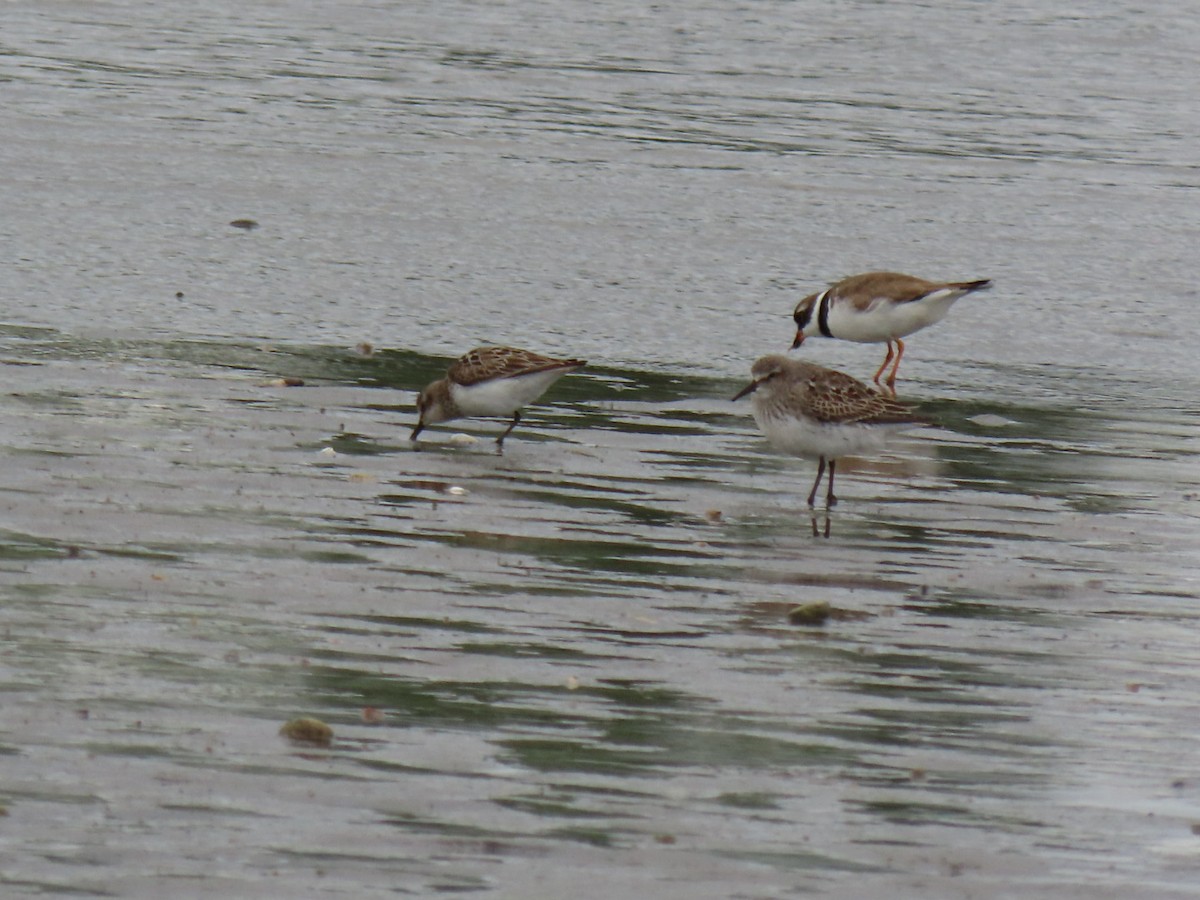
[791,271,992,392]
[733,354,927,507]
[411,346,585,449]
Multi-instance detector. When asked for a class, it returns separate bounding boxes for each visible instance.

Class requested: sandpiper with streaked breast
[733,354,927,508]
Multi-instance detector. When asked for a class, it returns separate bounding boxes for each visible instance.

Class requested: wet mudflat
[2,328,1198,898]
[3,0,1200,895]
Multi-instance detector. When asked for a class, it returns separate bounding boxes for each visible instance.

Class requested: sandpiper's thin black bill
[731,381,758,401]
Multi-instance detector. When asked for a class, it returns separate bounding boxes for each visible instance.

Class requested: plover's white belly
[752,406,902,459]
[450,369,569,417]
[829,291,963,342]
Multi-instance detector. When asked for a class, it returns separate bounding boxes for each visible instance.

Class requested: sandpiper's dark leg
[806,456,826,507]
[496,410,521,449]
[884,339,905,394]
[810,513,831,538]
[872,343,895,388]
[826,459,838,507]
[410,422,425,444]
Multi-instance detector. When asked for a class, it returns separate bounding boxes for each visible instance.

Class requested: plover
[791,271,992,392]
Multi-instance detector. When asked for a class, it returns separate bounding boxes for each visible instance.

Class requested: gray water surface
[3,1,1200,897]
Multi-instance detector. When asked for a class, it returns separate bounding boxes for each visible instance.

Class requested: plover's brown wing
[833,272,943,312]
[449,346,586,386]
[804,368,924,425]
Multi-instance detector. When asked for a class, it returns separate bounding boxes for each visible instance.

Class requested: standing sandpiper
[733,354,927,507]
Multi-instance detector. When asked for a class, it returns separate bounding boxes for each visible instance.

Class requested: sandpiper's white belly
[828,289,964,342]
[751,404,904,460]
[449,369,570,417]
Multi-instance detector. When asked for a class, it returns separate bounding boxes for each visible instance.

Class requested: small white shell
[448,433,479,446]
[968,414,1015,427]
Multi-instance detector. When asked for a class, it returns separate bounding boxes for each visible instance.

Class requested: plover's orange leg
[884,339,906,393]
[872,343,896,388]
[806,457,827,507]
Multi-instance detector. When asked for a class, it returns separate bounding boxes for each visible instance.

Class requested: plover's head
[791,293,820,348]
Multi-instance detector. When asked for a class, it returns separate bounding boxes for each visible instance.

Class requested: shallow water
[3,1,1200,897]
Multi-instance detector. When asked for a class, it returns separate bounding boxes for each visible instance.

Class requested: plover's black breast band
[816,290,834,338]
